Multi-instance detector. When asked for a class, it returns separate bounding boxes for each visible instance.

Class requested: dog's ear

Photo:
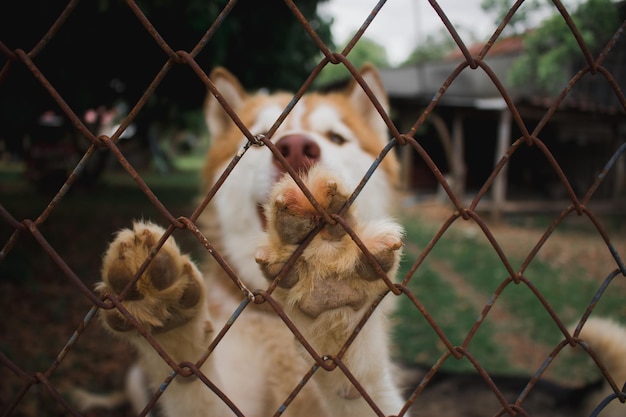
[346,65,389,140]
[346,65,399,186]
[205,67,248,138]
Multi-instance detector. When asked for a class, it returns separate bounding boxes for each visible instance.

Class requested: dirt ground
[1,196,624,416]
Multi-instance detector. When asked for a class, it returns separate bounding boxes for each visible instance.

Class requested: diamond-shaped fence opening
[1,1,625,416]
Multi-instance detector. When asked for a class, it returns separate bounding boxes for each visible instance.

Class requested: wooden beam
[492,109,512,222]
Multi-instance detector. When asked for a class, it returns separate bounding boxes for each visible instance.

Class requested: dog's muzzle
[258,134,322,231]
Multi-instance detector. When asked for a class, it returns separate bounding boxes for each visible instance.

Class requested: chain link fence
[1,0,625,416]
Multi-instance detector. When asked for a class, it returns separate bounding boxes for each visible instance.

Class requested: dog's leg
[256,165,406,417]
[96,221,232,417]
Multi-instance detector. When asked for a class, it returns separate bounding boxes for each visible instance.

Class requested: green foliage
[0,0,333,147]
[393,262,510,373]
[481,0,543,35]
[314,35,389,87]
[401,29,457,66]
[508,0,620,93]
[393,213,626,378]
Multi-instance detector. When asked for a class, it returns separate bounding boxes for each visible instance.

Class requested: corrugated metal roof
[379,33,625,114]
[379,53,521,103]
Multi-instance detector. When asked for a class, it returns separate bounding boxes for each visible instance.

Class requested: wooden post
[451,113,466,200]
[492,108,512,222]
[398,112,414,191]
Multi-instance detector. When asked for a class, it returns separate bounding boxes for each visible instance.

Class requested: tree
[507,0,620,94]
[314,35,389,86]
[400,28,457,65]
[0,0,333,152]
[481,0,543,36]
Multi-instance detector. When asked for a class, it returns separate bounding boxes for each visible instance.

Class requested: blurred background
[1,1,625,416]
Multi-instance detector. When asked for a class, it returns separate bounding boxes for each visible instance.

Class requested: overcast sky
[317,0,566,65]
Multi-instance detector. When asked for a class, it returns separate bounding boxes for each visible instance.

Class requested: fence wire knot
[1,1,625,417]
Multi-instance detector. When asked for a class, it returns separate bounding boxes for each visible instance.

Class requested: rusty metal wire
[1,1,625,416]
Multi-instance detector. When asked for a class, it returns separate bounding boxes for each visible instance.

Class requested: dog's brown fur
[84,66,626,417]
[94,66,406,417]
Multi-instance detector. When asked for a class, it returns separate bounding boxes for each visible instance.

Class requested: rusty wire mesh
[1,0,626,416]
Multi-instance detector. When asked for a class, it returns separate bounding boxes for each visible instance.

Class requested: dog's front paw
[97,221,204,334]
[270,166,353,244]
[256,165,403,319]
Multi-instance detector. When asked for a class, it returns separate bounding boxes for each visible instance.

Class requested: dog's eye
[327,132,347,146]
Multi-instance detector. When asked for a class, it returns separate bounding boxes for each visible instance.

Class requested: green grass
[392,214,626,380]
[392,221,512,374]
[392,263,511,373]
[0,159,207,409]
[2,158,623,385]
[0,162,202,284]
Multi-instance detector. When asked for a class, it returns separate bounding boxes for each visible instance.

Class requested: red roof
[446,35,525,60]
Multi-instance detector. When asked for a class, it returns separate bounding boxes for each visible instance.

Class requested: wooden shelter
[379,35,626,216]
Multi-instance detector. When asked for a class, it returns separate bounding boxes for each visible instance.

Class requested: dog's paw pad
[267,166,353,244]
[356,233,403,281]
[178,264,202,308]
[297,278,367,318]
[255,247,300,288]
[97,222,204,334]
[272,191,317,244]
[105,258,144,301]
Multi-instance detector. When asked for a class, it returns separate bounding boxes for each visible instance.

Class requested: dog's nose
[273,134,321,173]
